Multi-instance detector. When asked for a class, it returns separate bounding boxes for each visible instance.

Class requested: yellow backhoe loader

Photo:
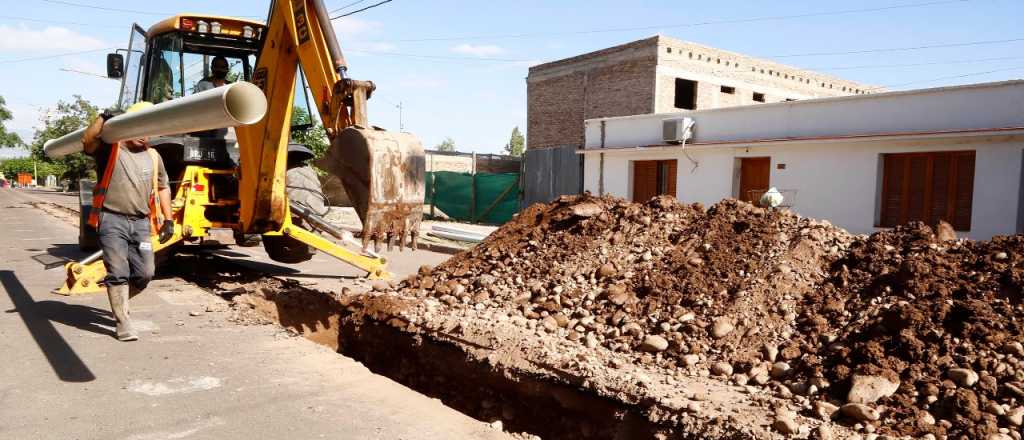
[56,0,425,294]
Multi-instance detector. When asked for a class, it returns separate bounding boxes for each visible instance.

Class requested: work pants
[98,210,155,292]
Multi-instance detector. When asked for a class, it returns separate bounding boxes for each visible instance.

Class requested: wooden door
[739,157,770,203]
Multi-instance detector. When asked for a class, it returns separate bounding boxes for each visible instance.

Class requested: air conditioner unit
[663,117,695,144]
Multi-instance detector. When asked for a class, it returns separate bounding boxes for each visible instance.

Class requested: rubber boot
[106,284,138,341]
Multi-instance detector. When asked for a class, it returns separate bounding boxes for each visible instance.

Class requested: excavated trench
[171,253,691,440]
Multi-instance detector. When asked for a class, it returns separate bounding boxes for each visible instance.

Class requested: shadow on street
[1,270,96,382]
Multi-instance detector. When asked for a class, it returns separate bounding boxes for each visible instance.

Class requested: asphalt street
[0,188,509,440]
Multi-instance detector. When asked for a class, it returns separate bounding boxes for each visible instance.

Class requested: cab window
[145,33,254,104]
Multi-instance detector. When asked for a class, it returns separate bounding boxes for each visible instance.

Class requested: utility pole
[397,101,404,131]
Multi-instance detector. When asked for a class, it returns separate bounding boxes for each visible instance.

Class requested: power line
[870,65,1024,90]
[59,67,111,79]
[0,47,112,65]
[355,0,968,43]
[0,15,123,28]
[37,0,174,16]
[331,0,394,19]
[768,37,1024,58]
[347,49,530,63]
[34,0,263,19]
[329,0,368,14]
[808,55,1024,71]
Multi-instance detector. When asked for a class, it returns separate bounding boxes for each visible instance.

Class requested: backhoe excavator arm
[236,0,425,253]
[235,0,367,232]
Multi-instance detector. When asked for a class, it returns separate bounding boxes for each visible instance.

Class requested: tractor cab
[105,15,313,179]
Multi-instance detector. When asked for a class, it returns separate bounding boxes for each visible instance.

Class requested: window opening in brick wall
[753,92,765,102]
[666,47,672,53]
[879,151,976,231]
[721,85,736,94]
[674,78,698,109]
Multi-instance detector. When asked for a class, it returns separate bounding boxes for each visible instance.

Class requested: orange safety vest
[88,143,163,230]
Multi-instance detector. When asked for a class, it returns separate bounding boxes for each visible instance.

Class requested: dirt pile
[793,223,1024,438]
[392,194,1024,438]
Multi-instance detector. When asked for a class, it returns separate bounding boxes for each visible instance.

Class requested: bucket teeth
[360,214,420,253]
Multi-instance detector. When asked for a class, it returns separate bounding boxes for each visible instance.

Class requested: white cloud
[0,25,106,51]
[332,16,382,40]
[450,44,506,57]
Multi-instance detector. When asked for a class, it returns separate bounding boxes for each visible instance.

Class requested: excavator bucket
[318,126,425,252]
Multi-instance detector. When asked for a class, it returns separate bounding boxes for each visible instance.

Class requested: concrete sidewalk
[0,188,511,440]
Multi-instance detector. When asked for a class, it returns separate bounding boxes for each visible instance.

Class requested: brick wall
[527,72,587,150]
[527,38,658,149]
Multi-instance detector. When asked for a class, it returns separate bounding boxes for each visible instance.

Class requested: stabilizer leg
[56,251,107,295]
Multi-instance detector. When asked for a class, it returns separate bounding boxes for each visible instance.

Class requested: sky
[0,0,1022,159]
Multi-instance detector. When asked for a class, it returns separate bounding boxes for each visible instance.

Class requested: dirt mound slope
[399,194,1024,438]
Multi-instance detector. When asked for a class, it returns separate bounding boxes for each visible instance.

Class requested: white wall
[585,80,1024,149]
[584,138,1023,240]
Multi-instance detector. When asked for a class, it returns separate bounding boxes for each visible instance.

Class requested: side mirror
[106,53,124,79]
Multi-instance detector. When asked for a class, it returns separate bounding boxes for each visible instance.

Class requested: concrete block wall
[653,37,875,113]
[528,35,877,149]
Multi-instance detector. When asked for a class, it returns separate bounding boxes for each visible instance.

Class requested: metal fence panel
[523,145,581,208]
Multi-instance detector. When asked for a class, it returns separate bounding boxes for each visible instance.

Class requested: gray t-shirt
[89,143,169,216]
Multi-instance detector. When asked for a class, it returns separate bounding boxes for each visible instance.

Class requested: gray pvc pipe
[44,82,268,159]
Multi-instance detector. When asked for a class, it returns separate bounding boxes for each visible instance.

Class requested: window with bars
[878,151,975,231]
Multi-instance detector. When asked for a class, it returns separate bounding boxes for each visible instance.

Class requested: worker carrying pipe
[44,82,267,159]
[82,101,174,341]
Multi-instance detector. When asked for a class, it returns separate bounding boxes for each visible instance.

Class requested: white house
[580,80,1024,239]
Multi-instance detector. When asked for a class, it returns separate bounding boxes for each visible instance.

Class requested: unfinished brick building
[527,35,877,150]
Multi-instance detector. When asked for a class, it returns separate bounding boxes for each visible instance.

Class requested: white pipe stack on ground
[44,82,268,159]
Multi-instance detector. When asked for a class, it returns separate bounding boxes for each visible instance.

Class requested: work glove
[158,220,175,243]
[99,109,122,121]
[82,110,122,152]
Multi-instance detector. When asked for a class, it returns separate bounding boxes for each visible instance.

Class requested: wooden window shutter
[880,154,905,228]
[951,152,975,230]
[633,161,657,202]
[665,160,678,196]
[879,151,975,231]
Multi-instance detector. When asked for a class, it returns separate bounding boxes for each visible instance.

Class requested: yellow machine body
[56,0,421,294]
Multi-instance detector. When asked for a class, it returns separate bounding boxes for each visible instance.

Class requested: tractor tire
[261,164,325,264]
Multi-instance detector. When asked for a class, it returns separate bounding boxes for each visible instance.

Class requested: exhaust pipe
[44,82,268,159]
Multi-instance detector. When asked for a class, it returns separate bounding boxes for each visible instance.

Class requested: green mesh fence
[425,171,520,225]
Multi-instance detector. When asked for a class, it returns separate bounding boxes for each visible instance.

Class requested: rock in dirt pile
[389,194,1023,439]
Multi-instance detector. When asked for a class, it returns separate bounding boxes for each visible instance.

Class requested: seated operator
[193,56,233,138]
[195,56,232,93]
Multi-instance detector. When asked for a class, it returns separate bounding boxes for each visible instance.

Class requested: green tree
[0,95,24,149]
[30,95,99,183]
[0,157,65,182]
[503,126,524,157]
[290,106,329,161]
[435,137,456,152]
